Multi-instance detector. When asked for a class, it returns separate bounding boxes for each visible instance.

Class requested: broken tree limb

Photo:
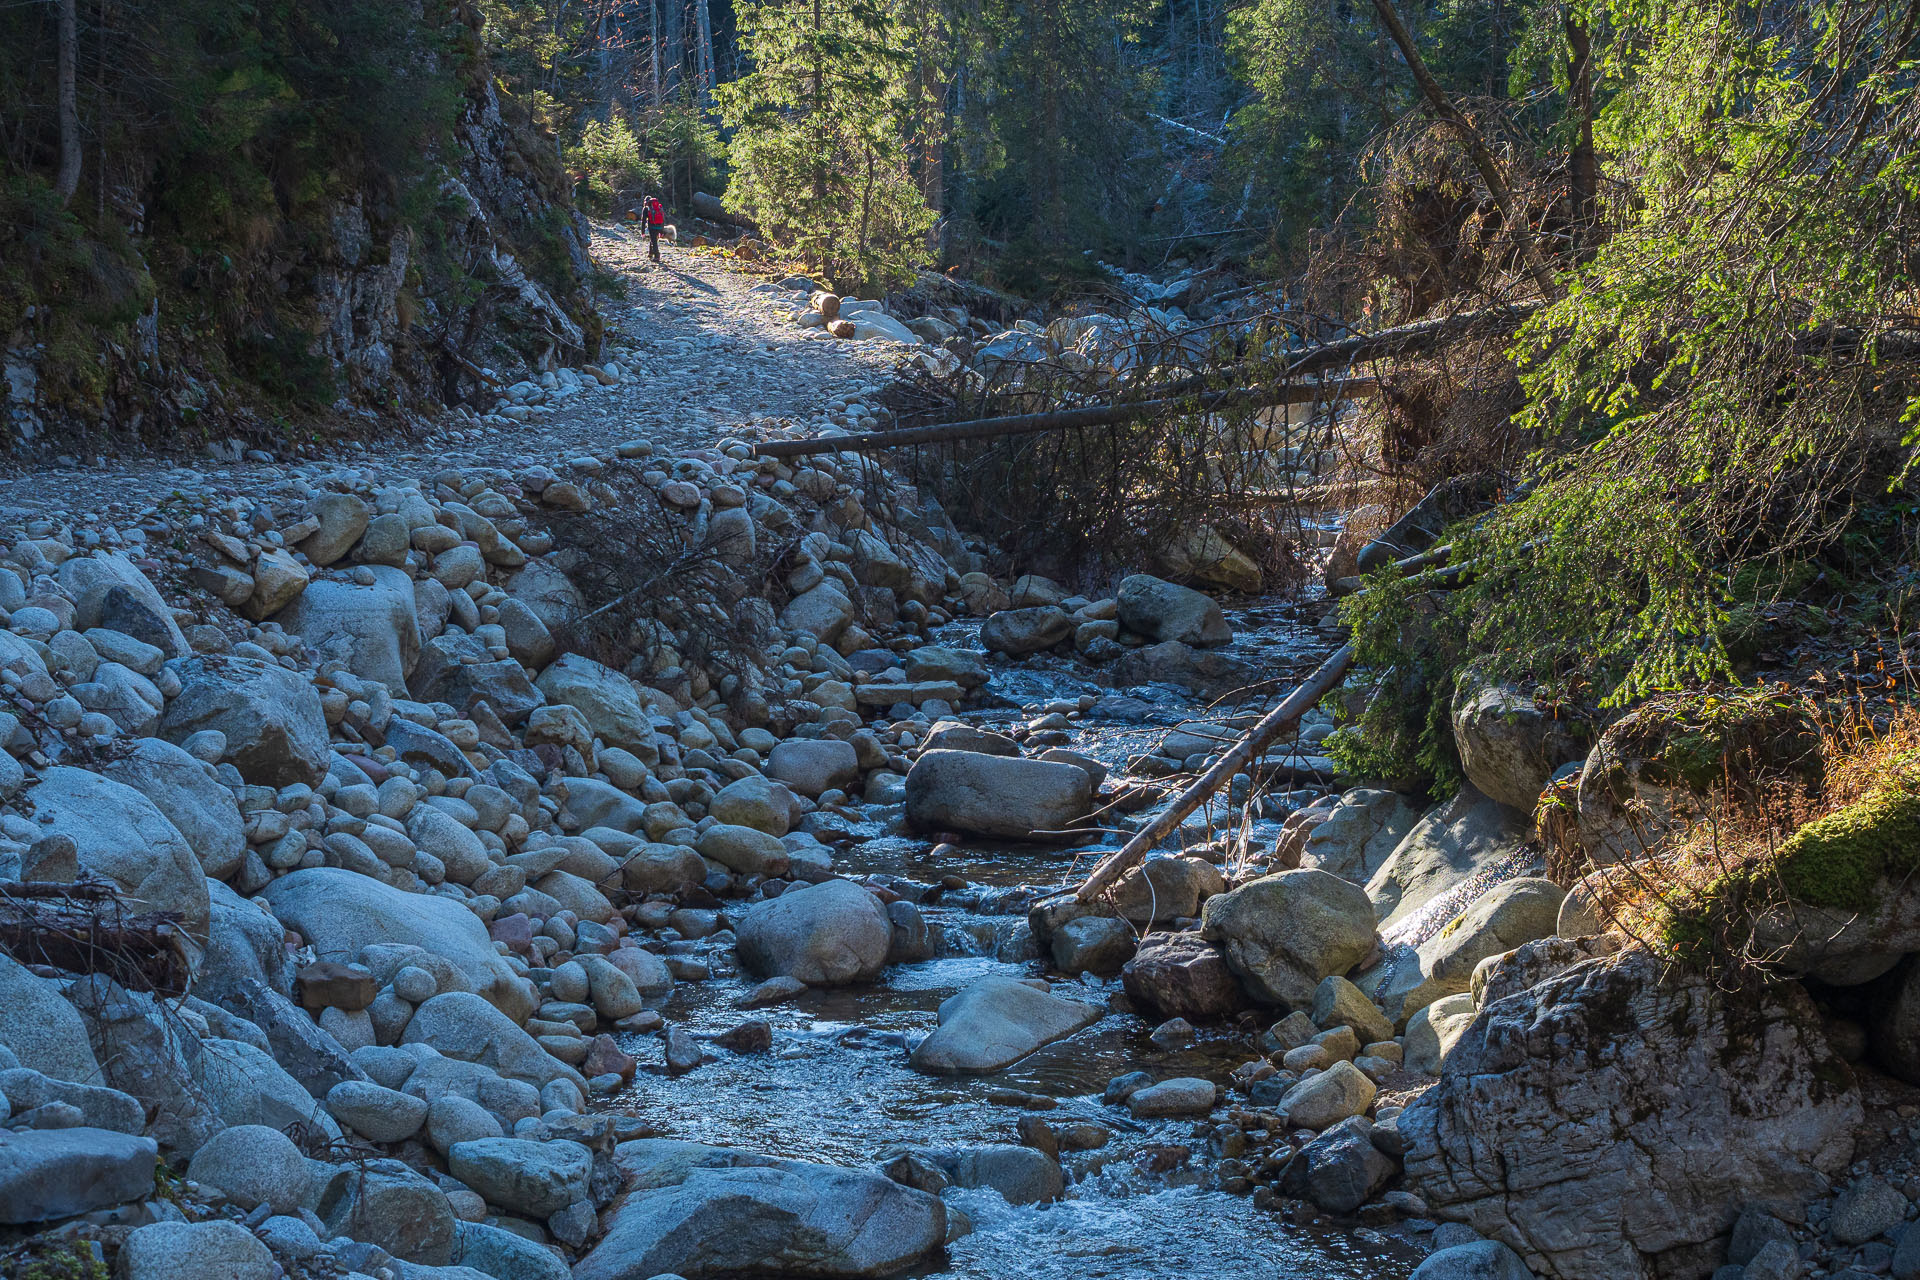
[753,303,1540,460]
[1072,641,1356,904]
[0,881,192,997]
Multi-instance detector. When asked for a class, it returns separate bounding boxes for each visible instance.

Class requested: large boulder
[1116,574,1230,647]
[576,1140,946,1279]
[979,606,1072,656]
[1450,670,1589,812]
[313,1157,456,1265]
[1120,932,1250,1022]
[60,552,187,655]
[449,1137,592,1217]
[282,567,421,690]
[262,868,533,1022]
[99,737,248,881]
[1199,869,1376,1008]
[908,977,1102,1075]
[0,954,100,1082]
[1366,785,1531,935]
[766,739,860,798]
[0,1126,158,1223]
[411,632,546,726]
[1108,856,1227,924]
[27,766,211,945]
[1363,877,1567,1026]
[161,655,329,787]
[904,750,1091,841]
[534,654,656,754]
[1300,789,1422,882]
[778,583,857,645]
[1276,1116,1396,1214]
[736,879,892,986]
[121,1219,276,1280]
[1402,949,1860,1280]
[192,1037,343,1140]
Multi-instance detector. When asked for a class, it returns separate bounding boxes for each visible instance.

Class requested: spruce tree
[718,0,935,289]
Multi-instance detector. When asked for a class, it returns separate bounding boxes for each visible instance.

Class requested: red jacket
[644,199,665,227]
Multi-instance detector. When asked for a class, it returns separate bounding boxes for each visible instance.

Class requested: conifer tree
[717,0,935,289]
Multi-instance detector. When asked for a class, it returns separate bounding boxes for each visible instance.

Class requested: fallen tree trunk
[755,303,1541,460]
[0,882,192,997]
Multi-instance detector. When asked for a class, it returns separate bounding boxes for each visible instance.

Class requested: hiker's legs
[649,227,660,262]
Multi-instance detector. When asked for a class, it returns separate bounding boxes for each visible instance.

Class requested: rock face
[1199,870,1376,1007]
[1116,574,1231,647]
[1450,670,1588,812]
[262,868,532,1021]
[1366,785,1532,934]
[161,654,330,787]
[1300,789,1421,882]
[28,765,212,946]
[577,1140,946,1279]
[735,879,892,986]
[1120,932,1250,1022]
[904,750,1092,841]
[1402,950,1860,1280]
[909,977,1103,1075]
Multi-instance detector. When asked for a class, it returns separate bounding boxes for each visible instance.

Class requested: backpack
[645,198,664,227]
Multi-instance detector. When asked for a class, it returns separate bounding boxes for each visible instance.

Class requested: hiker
[642,194,666,263]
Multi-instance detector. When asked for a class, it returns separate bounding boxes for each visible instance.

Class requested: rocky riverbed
[2,246,1918,1280]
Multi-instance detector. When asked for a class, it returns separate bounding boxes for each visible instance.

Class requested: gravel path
[0,223,898,523]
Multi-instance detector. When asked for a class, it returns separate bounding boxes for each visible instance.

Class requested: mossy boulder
[1576,690,1821,864]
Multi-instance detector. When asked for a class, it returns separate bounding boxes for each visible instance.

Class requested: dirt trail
[0,223,895,520]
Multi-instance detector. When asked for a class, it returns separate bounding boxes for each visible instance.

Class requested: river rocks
[904,750,1092,841]
[98,736,248,880]
[121,1219,276,1280]
[736,879,892,986]
[327,1079,431,1141]
[709,774,792,835]
[909,977,1103,1075]
[535,654,655,754]
[27,765,211,945]
[282,567,420,689]
[1312,975,1395,1046]
[401,992,585,1090]
[314,1158,457,1264]
[577,1140,946,1279]
[1109,855,1227,924]
[1126,1077,1216,1117]
[0,1066,142,1132]
[922,1144,1063,1204]
[186,1124,310,1214]
[766,738,860,797]
[1402,950,1860,1279]
[1451,669,1589,811]
[1369,878,1567,1025]
[263,869,533,1022]
[1200,869,1377,1007]
[1116,574,1230,647]
[1301,789,1422,882]
[1411,1241,1539,1280]
[779,583,857,645]
[1277,1059,1376,1130]
[449,1136,592,1216]
[980,606,1073,655]
[1277,1116,1398,1214]
[1050,916,1136,976]
[1366,785,1532,932]
[0,1126,159,1222]
[161,654,330,787]
[1109,640,1256,696]
[1120,931,1249,1021]
[1404,993,1480,1076]
[0,954,100,1082]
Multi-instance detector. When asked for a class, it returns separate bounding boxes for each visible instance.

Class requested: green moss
[1770,783,1920,911]
[18,1242,108,1280]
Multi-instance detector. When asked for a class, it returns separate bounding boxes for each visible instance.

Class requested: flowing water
[603,589,1427,1279]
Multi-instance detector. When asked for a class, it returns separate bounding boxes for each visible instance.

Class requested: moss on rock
[1770,783,1920,912]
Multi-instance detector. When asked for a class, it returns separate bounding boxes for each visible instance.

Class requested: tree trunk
[1564,10,1598,252]
[693,0,714,104]
[55,0,81,205]
[663,0,684,98]
[649,0,662,104]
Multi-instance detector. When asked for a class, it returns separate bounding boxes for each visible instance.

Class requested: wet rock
[980,606,1072,656]
[1108,641,1256,697]
[736,879,892,986]
[1279,1115,1397,1214]
[450,1136,592,1217]
[910,977,1103,1075]
[1200,869,1376,1008]
[904,750,1091,841]
[1050,916,1136,976]
[740,976,809,1008]
[1365,785,1532,932]
[578,1140,946,1279]
[1126,1077,1216,1118]
[925,1145,1063,1205]
[1120,931,1249,1022]
[122,1219,276,1280]
[0,1125,159,1223]
[161,654,330,787]
[714,1018,774,1054]
[1402,950,1860,1280]
[1116,574,1230,647]
[1410,1241,1539,1280]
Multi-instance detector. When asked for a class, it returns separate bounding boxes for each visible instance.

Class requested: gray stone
[0,1125,158,1223]
[1368,877,1566,1026]
[449,1137,592,1217]
[1277,1116,1397,1214]
[535,655,656,754]
[305,492,372,566]
[1366,785,1532,932]
[1312,976,1394,1046]
[1401,950,1860,1280]
[121,1219,276,1280]
[314,1157,457,1265]
[401,992,584,1090]
[1278,1059,1376,1130]
[99,737,248,881]
[1119,931,1248,1022]
[909,977,1102,1075]
[1450,670,1590,812]
[904,750,1091,841]
[284,568,421,690]
[1126,1077,1216,1117]
[1116,574,1230,647]
[187,1123,311,1214]
[1050,916,1136,976]
[979,606,1073,656]
[26,765,212,946]
[0,1067,142,1132]
[1830,1176,1909,1246]
[1199,869,1376,1008]
[60,552,187,655]
[736,879,892,987]
[927,1145,1062,1205]
[162,654,330,787]
[1410,1241,1538,1280]
[328,1079,431,1142]
[0,953,99,1082]
[1300,789,1422,882]
[455,1220,571,1280]
[766,739,860,798]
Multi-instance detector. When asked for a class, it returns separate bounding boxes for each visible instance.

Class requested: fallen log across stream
[754,303,1543,460]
